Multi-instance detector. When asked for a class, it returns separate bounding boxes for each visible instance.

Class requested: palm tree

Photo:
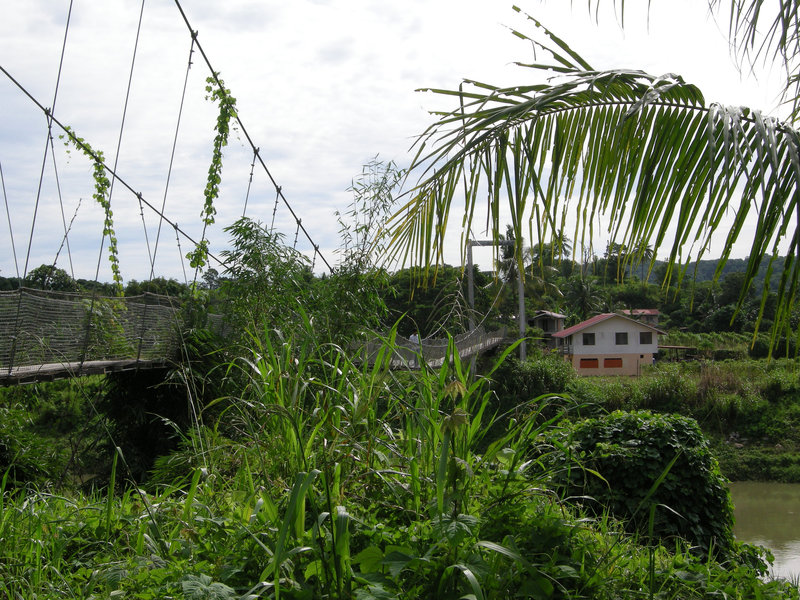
[630,242,655,282]
[563,276,605,322]
[387,3,800,346]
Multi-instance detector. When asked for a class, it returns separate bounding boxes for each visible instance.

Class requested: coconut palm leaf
[386,9,800,344]
[584,1,800,121]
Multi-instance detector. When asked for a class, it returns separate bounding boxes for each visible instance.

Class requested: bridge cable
[82,0,147,370]
[269,186,280,233]
[134,36,198,365]
[172,0,334,273]
[7,0,74,377]
[0,65,228,267]
[150,37,195,280]
[175,223,189,286]
[48,130,76,279]
[20,0,73,284]
[242,147,257,217]
[90,0,146,288]
[0,161,19,280]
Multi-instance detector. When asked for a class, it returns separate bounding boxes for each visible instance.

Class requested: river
[730,481,800,581]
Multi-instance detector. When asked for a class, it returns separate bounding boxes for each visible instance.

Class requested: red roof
[552,313,665,338]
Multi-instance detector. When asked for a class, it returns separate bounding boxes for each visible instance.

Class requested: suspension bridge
[0,286,507,385]
[0,2,508,386]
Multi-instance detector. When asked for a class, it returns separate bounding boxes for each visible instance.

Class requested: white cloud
[0,0,789,283]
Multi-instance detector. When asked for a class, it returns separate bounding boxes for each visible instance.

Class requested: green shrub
[491,354,575,411]
[640,362,698,412]
[548,410,735,557]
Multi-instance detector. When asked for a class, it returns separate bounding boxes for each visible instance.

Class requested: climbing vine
[60,126,123,294]
[187,75,237,269]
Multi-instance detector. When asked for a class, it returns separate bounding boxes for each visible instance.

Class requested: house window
[579,358,599,369]
[615,332,628,345]
[604,358,623,368]
[639,331,653,345]
[582,332,596,346]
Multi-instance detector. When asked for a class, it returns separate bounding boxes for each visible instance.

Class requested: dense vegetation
[2,330,797,599]
[2,220,799,598]
[6,0,800,590]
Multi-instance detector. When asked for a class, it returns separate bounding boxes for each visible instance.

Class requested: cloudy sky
[0,0,788,283]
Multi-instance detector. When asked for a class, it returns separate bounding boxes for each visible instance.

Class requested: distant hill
[650,256,787,291]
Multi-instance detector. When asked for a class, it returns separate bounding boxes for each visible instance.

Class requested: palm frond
[386,16,800,341]
[582,1,800,120]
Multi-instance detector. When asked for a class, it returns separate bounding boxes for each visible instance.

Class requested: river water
[730,481,800,580]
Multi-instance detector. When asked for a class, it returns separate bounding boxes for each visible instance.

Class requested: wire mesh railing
[0,288,192,381]
[360,326,508,369]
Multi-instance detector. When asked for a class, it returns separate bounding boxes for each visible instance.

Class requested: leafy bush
[640,362,698,412]
[548,410,735,557]
[491,353,576,413]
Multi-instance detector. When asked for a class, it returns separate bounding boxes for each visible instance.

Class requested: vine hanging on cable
[187,74,237,270]
[60,126,123,294]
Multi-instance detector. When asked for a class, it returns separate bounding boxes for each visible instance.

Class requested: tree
[219,217,311,335]
[24,264,78,292]
[386,3,800,350]
[563,275,605,323]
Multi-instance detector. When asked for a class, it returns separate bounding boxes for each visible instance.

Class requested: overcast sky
[0,0,788,283]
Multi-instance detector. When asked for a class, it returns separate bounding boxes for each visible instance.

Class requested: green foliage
[187,75,237,270]
[385,265,500,337]
[312,158,401,341]
[81,297,134,358]
[23,264,79,292]
[639,362,698,413]
[124,277,190,298]
[218,217,311,336]
[713,443,800,482]
[549,410,735,557]
[0,378,108,488]
[59,127,122,293]
[0,333,796,598]
[491,353,576,415]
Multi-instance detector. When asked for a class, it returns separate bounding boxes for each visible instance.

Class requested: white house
[552,313,665,376]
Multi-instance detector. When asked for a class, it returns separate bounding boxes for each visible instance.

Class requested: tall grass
[0,317,797,598]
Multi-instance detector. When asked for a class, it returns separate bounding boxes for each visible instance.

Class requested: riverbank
[556,357,800,482]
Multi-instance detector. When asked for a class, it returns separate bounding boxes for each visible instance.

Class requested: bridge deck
[0,358,169,386]
[362,327,508,370]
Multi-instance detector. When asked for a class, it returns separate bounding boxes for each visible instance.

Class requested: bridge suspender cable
[243,147,257,218]
[48,131,75,279]
[134,36,198,364]
[0,161,18,281]
[22,0,73,286]
[7,0,75,378]
[82,0,148,369]
[152,36,195,284]
[0,63,228,270]
[172,0,335,274]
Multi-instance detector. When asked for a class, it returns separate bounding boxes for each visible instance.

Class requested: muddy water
[730,481,800,580]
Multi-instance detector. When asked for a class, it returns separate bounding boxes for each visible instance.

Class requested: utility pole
[467,238,526,362]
